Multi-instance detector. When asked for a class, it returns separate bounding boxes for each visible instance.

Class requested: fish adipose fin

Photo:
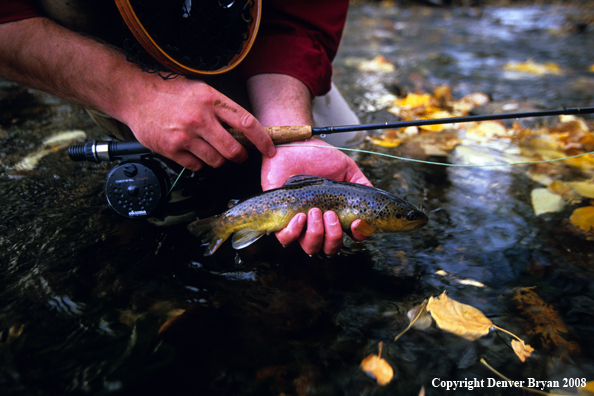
[354,219,378,236]
[231,229,266,250]
[187,218,228,256]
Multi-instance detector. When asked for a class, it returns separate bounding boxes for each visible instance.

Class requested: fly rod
[69,106,594,161]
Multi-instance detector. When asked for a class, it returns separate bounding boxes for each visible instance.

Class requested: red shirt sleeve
[239,0,349,97]
[0,0,41,23]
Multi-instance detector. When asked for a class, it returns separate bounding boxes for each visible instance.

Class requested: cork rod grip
[228,125,313,147]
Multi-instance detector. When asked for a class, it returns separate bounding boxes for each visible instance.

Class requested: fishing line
[126,141,594,194]
[276,144,594,168]
[168,166,186,195]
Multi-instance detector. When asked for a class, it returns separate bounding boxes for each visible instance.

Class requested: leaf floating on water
[357,55,396,73]
[566,181,594,199]
[570,206,594,231]
[511,339,534,362]
[360,342,394,386]
[13,130,87,171]
[426,291,493,341]
[531,188,565,216]
[504,60,562,76]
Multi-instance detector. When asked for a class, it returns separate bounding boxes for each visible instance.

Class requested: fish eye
[406,211,419,221]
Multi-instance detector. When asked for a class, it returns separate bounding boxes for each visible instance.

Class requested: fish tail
[187,217,230,256]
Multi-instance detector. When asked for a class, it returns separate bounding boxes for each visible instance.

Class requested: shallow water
[2,3,594,396]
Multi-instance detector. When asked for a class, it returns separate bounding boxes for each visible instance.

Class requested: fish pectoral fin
[231,229,266,250]
[354,219,378,236]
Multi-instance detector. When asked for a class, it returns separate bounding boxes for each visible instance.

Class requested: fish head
[376,198,428,232]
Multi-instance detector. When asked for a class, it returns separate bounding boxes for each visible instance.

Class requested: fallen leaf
[531,188,565,215]
[465,121,510,141]
[361,342,394,386]
[513,287,579,353]
[426,292,493,341]
[511,339,534,362]
[369,136,401,148]
[504,60,562,76]
[548,180,581,202]
[457,279,486,288]
[394,93,434,109]
[358,55,396,73]
[579,381,594,395]
[570,206,594,231]
[566,180,594,199]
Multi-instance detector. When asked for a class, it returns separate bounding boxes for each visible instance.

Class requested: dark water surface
[2,3,594,396]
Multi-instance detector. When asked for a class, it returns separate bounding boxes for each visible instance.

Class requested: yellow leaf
[589,64,594,73]
[570,206,594,231]
[369,136,401,148]
[418,110,453,132]
[358,55,396,73]
[531,188,565,215]
[504,60,562,75]
[511,339,534,362]
[361,342,394,386]
[465,121,510,141]
[394,93,433,108]
[426,292,493,341]
[566,181,594,199]
[578,381,594,395]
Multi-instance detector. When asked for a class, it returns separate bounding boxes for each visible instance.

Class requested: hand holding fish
[261,138,373,255]
[248,73,375,256]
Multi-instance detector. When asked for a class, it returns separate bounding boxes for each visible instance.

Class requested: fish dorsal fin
[231,229,266,250]
[283,174,327,187]
[354,219,378,236]
[227,199,241,208]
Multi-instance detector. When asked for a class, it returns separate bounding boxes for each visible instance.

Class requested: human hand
[261,138,373,256]
[121,77,276,171]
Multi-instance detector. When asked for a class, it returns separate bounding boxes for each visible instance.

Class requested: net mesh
[123,0,254,78]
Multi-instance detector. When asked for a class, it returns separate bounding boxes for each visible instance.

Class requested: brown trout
[188,175,428,255]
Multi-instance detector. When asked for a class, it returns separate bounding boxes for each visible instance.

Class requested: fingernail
[310,208,321,221]
[297,213,306,227]
[325,211,339,225]
[267,146,276,157]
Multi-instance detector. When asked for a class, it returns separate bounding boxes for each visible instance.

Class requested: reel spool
[68,141,171,218]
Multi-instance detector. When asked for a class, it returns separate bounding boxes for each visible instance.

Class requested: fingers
[322,211,344,256]
[275,209,345,256]
[275,213,306,247]
[298,208,325,255]
[350,219,369,242]
[213,98,276,158]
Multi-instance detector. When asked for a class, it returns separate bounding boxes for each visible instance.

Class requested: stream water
[1,3,594,396]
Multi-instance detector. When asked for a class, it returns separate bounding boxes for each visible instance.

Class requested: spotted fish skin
[188,174,428,255]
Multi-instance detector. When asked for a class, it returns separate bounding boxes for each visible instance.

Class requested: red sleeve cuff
[239,0,349,97]
[240,34,333,96]
[0,0,41,24]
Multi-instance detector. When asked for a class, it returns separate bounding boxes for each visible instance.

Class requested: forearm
[246,73,313,127]
[0,17,142,123]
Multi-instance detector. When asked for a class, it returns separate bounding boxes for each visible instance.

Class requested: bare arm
[0,17,275,170]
